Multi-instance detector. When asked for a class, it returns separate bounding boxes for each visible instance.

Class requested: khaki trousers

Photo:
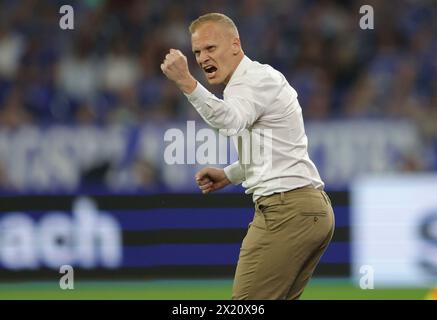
[232,186,335,300]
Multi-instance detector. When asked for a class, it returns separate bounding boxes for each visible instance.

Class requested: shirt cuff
[224,161,245,185]
[183,81,211,105]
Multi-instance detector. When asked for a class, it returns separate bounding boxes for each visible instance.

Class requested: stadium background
[0,0,436,299]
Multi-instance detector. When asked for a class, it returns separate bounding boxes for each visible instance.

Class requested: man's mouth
[203,65,217,78]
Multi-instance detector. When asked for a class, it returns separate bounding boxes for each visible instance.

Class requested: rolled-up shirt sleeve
[184,81,263,136]
[224,161,245,185]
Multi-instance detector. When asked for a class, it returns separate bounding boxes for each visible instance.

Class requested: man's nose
[198,51,210,65]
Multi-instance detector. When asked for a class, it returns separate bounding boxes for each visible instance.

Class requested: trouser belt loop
[321,191,330,206]
[280,192,285,204]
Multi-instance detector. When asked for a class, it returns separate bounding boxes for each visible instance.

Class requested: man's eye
[207,46,216,52]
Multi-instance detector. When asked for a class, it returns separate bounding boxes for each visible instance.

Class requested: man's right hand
[161,49,197,94]
[195,167,231,194]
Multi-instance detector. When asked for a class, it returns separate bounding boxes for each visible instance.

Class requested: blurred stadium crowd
[0,0,435,192]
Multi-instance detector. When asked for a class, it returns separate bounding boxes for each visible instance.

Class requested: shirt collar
[225,55,252,89]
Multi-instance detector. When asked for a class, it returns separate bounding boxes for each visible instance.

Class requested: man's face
[191,22,239,85]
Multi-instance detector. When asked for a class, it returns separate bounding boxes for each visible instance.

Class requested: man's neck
[223,53,245,85]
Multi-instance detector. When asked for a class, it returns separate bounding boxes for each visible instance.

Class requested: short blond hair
[189,13,239,37]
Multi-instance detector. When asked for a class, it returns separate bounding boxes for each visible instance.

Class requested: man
[161,13,335,300]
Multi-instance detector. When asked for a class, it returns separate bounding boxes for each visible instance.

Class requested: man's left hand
[161,49,197,94]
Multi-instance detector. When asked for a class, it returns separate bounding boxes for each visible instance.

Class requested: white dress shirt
[185,55,324,201]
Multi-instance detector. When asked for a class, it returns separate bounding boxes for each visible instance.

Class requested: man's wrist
[177,76,197,94]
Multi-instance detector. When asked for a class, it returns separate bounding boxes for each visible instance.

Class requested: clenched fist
[161,49,197,94]
[195,167,231,195]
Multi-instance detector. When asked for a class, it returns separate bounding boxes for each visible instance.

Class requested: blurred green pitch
[0,279,431,300]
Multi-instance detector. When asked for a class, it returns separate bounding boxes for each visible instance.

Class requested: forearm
[184,82,256,135]
[224,161,245,185]
[177,76,197,95]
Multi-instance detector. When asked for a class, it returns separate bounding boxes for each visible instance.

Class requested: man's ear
[232,37,241,55]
